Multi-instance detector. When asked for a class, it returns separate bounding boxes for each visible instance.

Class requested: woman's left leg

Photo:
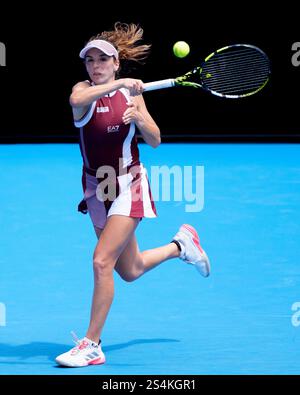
[114,231,180,282]
[93,222,180,283]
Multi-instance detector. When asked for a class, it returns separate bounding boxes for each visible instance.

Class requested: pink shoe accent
[182,224,204,253]
[88,357,106,365]
[71,339,89,355]
[78,340,89,350]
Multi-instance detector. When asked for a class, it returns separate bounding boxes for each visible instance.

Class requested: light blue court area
[0,143,300,375]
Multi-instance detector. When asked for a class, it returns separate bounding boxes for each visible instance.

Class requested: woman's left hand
[122,102,143,125]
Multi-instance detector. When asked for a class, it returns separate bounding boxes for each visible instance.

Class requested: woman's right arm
[70,80,126,108]
[70,78,144,121]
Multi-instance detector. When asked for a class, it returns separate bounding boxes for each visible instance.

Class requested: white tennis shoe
[173,224,211,277]
[55,332,105,367]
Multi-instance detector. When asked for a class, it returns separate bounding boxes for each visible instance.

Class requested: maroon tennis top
[74,87,140,176]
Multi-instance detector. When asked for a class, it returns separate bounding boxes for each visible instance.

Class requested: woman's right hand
[121,78,144,96]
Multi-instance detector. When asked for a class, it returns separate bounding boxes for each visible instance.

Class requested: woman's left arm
[122,95,161,148]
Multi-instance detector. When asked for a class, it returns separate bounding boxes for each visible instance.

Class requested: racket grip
[143,79,175,92]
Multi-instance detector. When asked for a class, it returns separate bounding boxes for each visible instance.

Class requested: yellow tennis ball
[173,41,190,58]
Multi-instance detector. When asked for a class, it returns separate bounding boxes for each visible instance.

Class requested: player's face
[84,48,119,85]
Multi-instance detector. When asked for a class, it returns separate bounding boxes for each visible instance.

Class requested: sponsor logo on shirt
[97,106,109,113]
[107,125,120,133]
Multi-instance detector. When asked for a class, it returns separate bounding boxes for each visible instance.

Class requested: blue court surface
[0,143,300,375]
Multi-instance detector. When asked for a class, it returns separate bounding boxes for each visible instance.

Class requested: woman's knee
[93,255,114,279]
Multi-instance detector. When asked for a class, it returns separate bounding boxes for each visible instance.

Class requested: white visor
[79,39,119,59]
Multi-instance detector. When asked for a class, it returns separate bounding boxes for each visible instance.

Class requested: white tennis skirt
[79,163,157,229]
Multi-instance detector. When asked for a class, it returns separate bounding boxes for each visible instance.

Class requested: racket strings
[201,47,270,96]
[203,74,269,95]
[202,68,269,87]
[202,74,269,95]
[203,58,269,77]
[209,80,268,94]
[204,78,268,95]
[203,59,269,77]
[209,47,264,61]
[203,57,269,73]
[204,70,269,88]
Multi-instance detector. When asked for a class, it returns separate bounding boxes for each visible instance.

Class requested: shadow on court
[0,338,180,364]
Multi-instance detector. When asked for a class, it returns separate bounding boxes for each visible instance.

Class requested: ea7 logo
[291,42,300,67]
[0,42,6,66]
[107,125,120,133]
[291,302,300,327]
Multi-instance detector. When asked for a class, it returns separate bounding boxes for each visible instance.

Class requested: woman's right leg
[86,215,140,344]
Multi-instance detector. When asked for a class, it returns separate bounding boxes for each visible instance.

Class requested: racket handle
[143,78,175,92]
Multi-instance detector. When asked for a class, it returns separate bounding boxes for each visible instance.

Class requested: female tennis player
[55,22,210,367]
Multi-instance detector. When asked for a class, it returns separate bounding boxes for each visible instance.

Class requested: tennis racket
[143,44,271,98]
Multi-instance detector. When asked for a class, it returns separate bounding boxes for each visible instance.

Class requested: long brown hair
[88,22,151,75]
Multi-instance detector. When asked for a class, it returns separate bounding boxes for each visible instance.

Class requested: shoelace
[71,331,99,350]
[70,331,90,350]
[71,330,80,345]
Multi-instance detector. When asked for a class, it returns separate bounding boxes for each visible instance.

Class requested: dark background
[0,3,299,142]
